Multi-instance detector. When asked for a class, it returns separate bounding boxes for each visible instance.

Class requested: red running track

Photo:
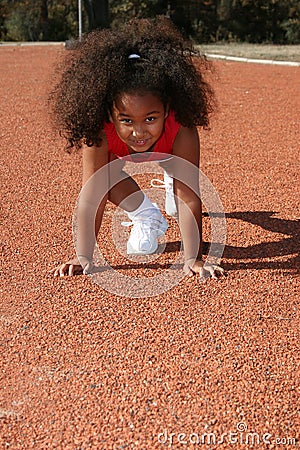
[1,45,299,449]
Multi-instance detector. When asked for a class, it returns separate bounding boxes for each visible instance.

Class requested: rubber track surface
[1,46,299,449]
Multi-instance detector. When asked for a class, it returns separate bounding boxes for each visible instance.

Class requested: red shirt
[103,110,181,162]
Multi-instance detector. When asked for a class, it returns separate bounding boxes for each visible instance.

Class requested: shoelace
[121,215,162,230]
[150,177,174,191]
[150,178,167,189]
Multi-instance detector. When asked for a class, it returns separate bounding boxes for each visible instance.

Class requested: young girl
[50,17,224,280]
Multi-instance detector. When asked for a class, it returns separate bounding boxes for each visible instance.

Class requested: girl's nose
[132,125,145,138]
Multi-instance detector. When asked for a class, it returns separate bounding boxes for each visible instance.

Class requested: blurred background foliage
[0,0,299,44]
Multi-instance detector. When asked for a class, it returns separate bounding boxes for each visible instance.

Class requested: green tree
[280,0,300,43]
[83,0,109,30]
[109,0,195,38]
[2,0,79,41]
[229,0,299,43]
[5,0,41,41]
[40,0,49,39]
[1,0,299,43]
[109,0,166,28]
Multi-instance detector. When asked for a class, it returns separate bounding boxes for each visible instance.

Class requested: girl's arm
[52,138,109,277]
[82,141,109,240]
[171,126,224,279]
[172,126,202,261]
[75,142,109,274]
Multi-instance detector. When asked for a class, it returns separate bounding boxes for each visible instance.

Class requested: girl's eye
[146,117,156,123]
[120,118,132,124]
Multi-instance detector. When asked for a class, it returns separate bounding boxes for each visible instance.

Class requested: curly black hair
[49,17,215,150]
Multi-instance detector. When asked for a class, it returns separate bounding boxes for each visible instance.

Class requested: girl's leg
[107,155,168,254]
[107,157,144,212]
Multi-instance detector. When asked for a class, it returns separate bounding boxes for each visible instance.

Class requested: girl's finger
[215,265,225,274]
[59,264,67,277]
[183,265,193,276]
[199,267,205,278]
[68,264,74,277]
[208,265,225,278]
[83,262,94,275]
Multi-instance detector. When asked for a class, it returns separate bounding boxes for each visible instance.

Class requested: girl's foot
[123,204,168,255]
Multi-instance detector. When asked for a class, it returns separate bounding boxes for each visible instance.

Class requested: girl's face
[110,92,168,153]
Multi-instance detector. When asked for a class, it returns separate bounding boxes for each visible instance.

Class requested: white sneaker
[151,172,178,217]
[123,204,168,255]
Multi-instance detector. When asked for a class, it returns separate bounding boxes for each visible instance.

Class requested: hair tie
[128,54,141,60]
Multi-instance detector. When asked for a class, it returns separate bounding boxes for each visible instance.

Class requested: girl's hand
[51,257,94,277]
[183,258,225,280]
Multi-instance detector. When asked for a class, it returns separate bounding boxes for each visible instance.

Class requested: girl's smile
[110,92,168,153]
